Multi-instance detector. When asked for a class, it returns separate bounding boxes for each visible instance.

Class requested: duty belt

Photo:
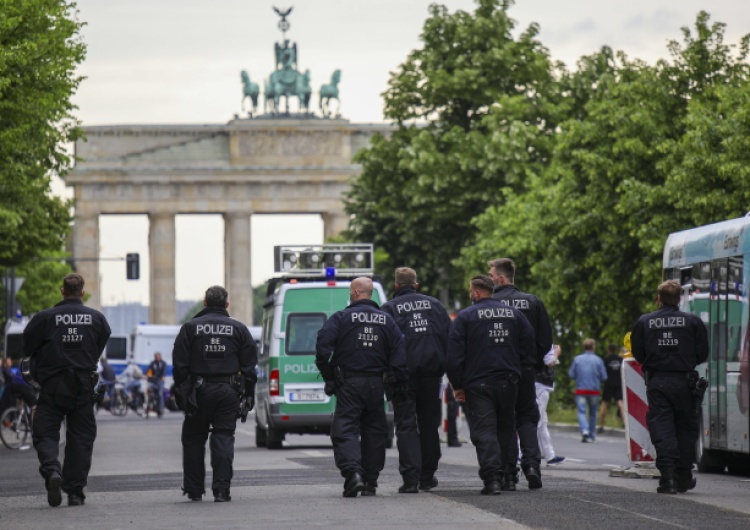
[200,374,234,384]
[343,371,383,378]
[648,370,689,378]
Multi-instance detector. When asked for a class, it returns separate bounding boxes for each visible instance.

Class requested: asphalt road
[1,411,749,530]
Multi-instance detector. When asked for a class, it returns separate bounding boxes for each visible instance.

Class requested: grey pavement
[2,412,750,530]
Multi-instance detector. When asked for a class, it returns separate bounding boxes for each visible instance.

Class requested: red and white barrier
[622,357,655,463]
[441,375,462,434]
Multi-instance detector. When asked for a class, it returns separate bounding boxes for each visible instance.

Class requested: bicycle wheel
[0,407,29,450]
[131,392,146,417]
[111,389,128,417]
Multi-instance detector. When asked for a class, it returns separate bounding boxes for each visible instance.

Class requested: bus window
[4,333,23,362]
[285,313,326,356]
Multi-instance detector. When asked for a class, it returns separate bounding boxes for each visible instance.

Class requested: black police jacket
[631,305,709,373]
[24,298,111,384]
[172,306,257,386]
[315,298,408,383]
[447,297,535,390]
[492,284,553,371]
[381,287,451,378]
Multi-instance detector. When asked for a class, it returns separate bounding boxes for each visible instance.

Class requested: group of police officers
[21,263,707,506]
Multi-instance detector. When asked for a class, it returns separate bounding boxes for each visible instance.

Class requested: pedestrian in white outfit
[536,345,565,465]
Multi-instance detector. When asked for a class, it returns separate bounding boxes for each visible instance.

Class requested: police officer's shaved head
[62,273,85,298]
[204,285,229,308]
[395,267,417,287]
[470,275,495,296]
[658,280,681,307]
[488,258,515,283]
[350,277,374,301]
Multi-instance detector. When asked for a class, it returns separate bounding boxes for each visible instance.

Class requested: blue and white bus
[663,215,750,473]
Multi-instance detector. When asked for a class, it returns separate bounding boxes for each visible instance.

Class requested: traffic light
[126,253,140,280]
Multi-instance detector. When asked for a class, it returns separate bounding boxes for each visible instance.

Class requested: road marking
[563,495,692,529]
[565,458,585,463]
[236,428,255,437]
[301,450,328,458]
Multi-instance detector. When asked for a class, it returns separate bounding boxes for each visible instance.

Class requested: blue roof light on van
[325,267,336,284]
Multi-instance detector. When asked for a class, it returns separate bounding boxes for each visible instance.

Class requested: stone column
[322,211,350,240]
[149,212,176,324]
[72,212,101,311]
[224,212,253,325]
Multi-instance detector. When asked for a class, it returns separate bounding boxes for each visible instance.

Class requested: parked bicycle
[1,398,33,449]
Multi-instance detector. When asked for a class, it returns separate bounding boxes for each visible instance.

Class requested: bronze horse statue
[241,70,260,116]
[319,70,341,117]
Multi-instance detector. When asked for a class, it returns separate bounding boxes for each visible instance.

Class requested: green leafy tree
[463,13,750,354]
[15,254,74,314]
[346,0,560,305]
[0,0,85,317]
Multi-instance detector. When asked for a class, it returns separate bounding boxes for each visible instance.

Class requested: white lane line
[301,450,328,458]
[236,428,255,437]
[565,458,586,463]
[563,495,692,529]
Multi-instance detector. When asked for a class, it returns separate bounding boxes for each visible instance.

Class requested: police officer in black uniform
[316,276,408,498]
[172,285,257,502]
[381,267,451,493]
[447,275,535,495]
[24,273,111,507]
[489,258,552,489]
[631,280,708,494]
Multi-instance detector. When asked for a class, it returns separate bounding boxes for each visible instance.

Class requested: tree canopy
[346,0,560,304]
[0,0,84,317]
[347,2,750,357]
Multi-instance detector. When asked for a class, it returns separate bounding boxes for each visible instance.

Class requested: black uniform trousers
[466,379,518,481]
[393,375,442,485]
[516,365,542,470]
[646,373,699,473]
[181,382,240,495]
[331,375,388,483]
[32,378,96,496]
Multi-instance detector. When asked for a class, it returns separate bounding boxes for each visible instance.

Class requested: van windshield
[286,313,326,355]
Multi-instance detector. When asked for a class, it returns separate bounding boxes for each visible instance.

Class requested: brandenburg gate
[64,118,391,325]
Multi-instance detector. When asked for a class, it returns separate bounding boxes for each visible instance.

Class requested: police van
[255,244,395,449]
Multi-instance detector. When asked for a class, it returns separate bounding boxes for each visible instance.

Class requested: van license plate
[289,391,325,402]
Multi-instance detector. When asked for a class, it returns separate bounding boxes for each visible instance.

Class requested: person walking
[172,285,258,502]
[147,352,167,417]
[24,273,111,507]
[381,267,452,493]
[488,258,552,489]
[536,344,565,465]
[631,280,709,494]
[315,277,408,498]
[568,338,607,442]
[447,275,535,495]
[597,344,625,433]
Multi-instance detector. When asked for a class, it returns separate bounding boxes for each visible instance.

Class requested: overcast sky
[65,0,750,307]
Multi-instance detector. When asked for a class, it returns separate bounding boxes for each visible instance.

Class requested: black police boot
[46,471,63,508]
[501,472,517,492]
[398,482,419,493]
[213,488,231,502]
[481,479,502,495]
[362,481,378,497]
[676,469,696,493]
[67,493,85,507]
[182,489,203,501]
[524,465,543,490]
[657,469,678,494]
[419,477,438,491]
[343,472,365,498]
